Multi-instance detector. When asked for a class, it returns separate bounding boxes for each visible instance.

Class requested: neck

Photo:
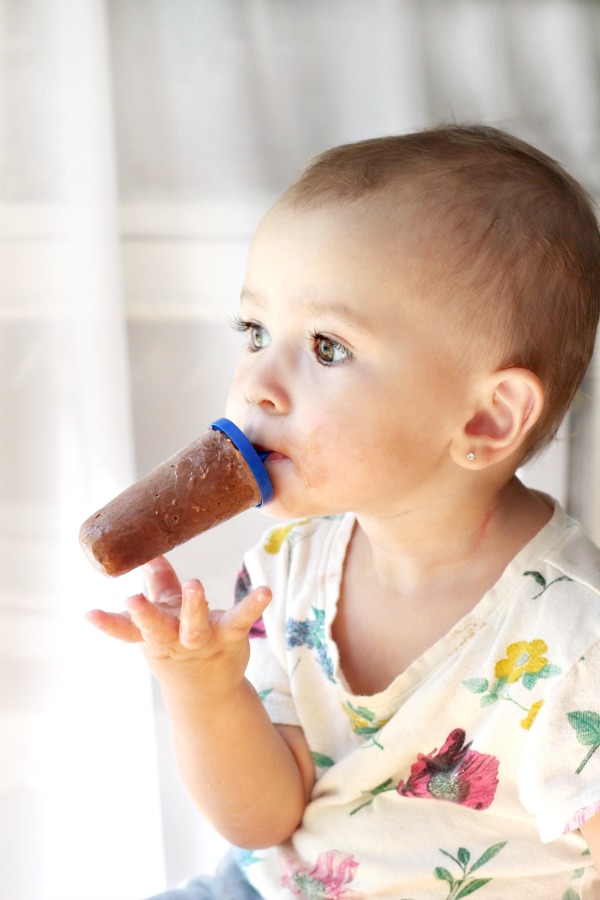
[353,476,552,598]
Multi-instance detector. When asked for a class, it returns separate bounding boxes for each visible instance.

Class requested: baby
[88,124,600,898]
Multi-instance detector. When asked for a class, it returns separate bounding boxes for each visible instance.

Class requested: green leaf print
[236,849,262,868]
[454,880,492,898]
[524,570,546,588]
[311,751,335,768]
[522,663,562,690]
[568,710,600,774]
[568,710,600,745]
[257,688,273,701]
[350,777,395,814]
[435,843,506,899]
[434,867,455,886]
[571,846,591,882]
[524,570,572,599]
[562,890,579,900]
[463,676,506,706]
[457,848,470,867]
[342,700,390,750]
[467,842,507,873]
[462,678,488,694]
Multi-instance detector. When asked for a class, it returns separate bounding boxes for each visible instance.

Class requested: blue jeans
[144,852,262,900]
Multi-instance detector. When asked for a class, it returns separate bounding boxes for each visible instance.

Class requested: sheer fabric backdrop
[1,1,599,897]
[0,2,165,898]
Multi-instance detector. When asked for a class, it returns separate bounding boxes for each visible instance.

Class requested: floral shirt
[234,502,600,899]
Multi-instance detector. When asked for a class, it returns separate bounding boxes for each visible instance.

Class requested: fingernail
[144,557,167,573]
[183,579,202,597]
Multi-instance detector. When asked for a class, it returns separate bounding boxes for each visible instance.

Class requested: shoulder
[245,514,352,577]
[239,514,352,657]
[533,508,600,644]
[544,508,600,594]
[470,506,600,701]
[517,502,600,609]
[239,514,354,593]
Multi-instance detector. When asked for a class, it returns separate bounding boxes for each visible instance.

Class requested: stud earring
[467,451,475,461]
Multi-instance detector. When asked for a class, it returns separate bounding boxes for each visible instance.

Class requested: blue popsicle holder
[209,418,273,507]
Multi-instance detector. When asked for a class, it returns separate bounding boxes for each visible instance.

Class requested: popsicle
[79,418,272,577]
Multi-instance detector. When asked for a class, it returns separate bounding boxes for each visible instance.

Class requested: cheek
[224,392,236,422]
[224,368,245,418]
[296,430,330,489]
[294,416,367,492]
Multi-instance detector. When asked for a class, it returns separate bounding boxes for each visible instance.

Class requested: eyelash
[231,316,353,366]
[307,329,353,366]
[231,316,269,349]
[231,315,253,335]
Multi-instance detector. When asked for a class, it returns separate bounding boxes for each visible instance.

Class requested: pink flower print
[565,798,600,834]
[248,615,266,639]
[281,849,363,898]
[397,728,499,810]
[233,564,266,638]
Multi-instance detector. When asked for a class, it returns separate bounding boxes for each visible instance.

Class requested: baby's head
[279,125,600,462]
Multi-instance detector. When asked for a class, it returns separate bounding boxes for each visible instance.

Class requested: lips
[249,439,287,463]
[263,451,287,463]
[250,441,271,458]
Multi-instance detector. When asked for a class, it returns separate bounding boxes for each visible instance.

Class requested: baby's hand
[85,555,271,696]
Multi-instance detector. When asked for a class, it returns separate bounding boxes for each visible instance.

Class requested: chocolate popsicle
[79,418,272,577]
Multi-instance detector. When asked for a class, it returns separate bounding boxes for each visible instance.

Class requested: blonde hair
[282,125,600,459]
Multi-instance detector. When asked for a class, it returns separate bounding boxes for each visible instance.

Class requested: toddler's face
[226,201,476,521]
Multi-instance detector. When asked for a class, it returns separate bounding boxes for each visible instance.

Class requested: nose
[241,352,291,415]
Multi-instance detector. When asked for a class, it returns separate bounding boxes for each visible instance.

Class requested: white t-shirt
[235,502,600,898]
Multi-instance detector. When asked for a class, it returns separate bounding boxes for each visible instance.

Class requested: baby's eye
[313,334,352,366]
[248,324,271,350]
[232,317,271,351]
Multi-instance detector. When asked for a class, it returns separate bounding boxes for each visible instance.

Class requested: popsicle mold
[79,419,272,577]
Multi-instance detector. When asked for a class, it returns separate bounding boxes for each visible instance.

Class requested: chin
[259,499,305,521]
[261,492,341,522]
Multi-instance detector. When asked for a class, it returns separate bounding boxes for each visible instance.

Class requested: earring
[467,451,475,461]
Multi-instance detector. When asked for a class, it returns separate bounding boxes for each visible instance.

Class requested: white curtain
[1,2,599,898]
[0,2,165,899]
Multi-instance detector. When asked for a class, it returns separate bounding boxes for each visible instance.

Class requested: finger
[219,586,272,642]
[84,608,142,643]
[143,556,182,607]
[179,579,211,650]
[125,592,181,647]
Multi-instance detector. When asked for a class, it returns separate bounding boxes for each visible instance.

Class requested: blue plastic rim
[209,418,273,507]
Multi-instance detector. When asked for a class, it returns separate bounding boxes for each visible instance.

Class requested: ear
[450,368,544,469]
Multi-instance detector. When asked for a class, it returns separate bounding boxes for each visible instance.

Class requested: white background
[1,2,599,897]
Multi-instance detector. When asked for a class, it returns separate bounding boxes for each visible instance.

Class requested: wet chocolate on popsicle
[79,419,272,577]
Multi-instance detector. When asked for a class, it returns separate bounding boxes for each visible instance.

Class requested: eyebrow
[240,290,374,333]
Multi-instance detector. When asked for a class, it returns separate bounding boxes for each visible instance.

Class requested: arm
[86,556,315,849]
[580,813,600,874]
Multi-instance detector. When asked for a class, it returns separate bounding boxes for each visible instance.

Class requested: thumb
[222,586,272,642]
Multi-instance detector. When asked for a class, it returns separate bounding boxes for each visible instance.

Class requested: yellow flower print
[494,640,548,684]
[342,700,390,746]
[521,700,544,730]
[263,520,309,554]
[464,639,560,712]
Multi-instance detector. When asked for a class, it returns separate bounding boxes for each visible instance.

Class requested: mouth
[250,440,269,457]
[262,451,288,463]
[251,441,287,464]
